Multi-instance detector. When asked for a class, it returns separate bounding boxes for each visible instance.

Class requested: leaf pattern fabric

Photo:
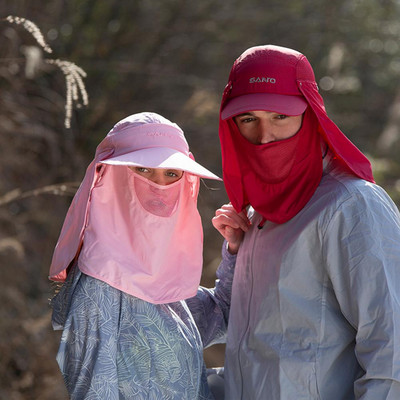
[186,243,237,349]
[51,265,213,400]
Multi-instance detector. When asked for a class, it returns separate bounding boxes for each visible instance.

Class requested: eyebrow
[234,112,254,118]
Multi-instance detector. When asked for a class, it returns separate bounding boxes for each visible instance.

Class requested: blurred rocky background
[2,0,400,398]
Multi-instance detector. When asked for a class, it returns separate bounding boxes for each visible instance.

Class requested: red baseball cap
[221,45,310,119]
[221,92,307,119]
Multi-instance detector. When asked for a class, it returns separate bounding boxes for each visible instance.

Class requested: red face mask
[225,108,322,224]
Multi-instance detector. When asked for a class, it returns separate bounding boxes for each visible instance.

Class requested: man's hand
[212,203,250,254]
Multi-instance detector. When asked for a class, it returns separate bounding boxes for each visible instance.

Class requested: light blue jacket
[191,161,400,399]
[52,251,236,400]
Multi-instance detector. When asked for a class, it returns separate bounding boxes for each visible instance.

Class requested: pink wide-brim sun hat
[98,115,221,181]
[101,147,221,180]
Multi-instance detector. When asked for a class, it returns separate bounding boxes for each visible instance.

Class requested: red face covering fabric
[229,108,322,224]
[219,45,374,224]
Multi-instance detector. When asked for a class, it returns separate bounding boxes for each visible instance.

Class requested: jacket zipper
[237,220,261,399]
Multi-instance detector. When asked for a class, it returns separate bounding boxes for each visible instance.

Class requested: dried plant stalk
[45,59,89,128]
[0,183,80,206]
[3,16,89,128]
[4,15,53,53]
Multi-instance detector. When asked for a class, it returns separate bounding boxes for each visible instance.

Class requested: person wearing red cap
[189,45,400,399]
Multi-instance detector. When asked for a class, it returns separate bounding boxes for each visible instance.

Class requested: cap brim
[101,147,221,180]
[221,93,308,120]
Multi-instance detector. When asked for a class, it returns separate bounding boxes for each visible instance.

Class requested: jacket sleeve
[323,184,400,399]
[186,241,236,348]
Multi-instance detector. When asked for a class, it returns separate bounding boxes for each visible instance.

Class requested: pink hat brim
[101,147,221,180]
[221,93,308,120]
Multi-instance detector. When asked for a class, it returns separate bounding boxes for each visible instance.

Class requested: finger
[212,214,238,230]
[212,221,243,245]
[214,210,250,232]
[216,204,250,224]
[212,213,246,231]
[236,210,251,226]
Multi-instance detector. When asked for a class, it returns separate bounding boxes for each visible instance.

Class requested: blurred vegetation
[1,0,400,398]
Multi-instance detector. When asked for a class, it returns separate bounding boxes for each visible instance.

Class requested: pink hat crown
[105,112,189,157]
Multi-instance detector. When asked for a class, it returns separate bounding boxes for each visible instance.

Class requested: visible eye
[135,167,150,173]
[233,115,257,125]
[238,116,257,124]
[165,170,183,178]
[275,114,289,120]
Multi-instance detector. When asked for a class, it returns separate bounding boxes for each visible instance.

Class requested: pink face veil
[49,112,220,304]
[133,172,182,217]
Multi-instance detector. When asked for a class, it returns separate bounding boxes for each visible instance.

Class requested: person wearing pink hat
[48,112,236,399]
[188,45,400,399]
